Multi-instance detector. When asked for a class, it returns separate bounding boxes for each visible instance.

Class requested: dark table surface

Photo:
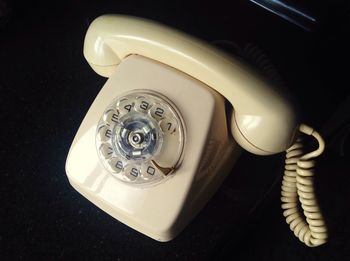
[1,0,350,260]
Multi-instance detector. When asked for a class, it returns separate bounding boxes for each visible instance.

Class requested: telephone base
[66,55,241,241]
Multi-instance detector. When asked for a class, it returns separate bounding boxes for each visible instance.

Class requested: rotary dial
[96,90,185,186]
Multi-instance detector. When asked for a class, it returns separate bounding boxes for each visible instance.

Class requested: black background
[1,0,350,260]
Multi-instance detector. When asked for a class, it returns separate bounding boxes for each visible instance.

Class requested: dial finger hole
[141,163,161,181]
[103,109,119,125]
[160,118,178,135]
[150,103,168,121]
[118,98,135,116]
[124,164,140,181]
[99,144,113,159]
[108,157,125,174]
[98,125,112,142]
[135,98,153,113]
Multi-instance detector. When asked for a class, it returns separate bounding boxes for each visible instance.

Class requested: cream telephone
[65,15,327,247]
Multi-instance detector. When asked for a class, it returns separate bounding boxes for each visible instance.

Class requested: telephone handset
[66,15,327,246]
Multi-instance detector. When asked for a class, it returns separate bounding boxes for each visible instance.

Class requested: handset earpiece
[84,14,298,155]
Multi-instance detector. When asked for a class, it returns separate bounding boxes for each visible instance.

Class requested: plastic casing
[66,55,240,241]
[83,15,298,155]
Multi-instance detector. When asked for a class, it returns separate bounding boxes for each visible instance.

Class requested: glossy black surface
[1,0,350,260]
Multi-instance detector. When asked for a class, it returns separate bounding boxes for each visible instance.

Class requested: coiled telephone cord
[281,124,327,247]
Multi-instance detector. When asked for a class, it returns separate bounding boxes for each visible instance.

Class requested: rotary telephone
[66,15,327,246]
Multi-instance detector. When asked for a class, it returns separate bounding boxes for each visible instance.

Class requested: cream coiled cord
[281,124,327,247]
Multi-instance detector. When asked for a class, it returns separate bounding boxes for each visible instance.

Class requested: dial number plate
[96,90,185,186]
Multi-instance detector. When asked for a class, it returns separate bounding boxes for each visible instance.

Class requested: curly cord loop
[281,124,327,247]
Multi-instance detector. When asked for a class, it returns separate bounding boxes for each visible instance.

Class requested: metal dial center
[129,132,144,147]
